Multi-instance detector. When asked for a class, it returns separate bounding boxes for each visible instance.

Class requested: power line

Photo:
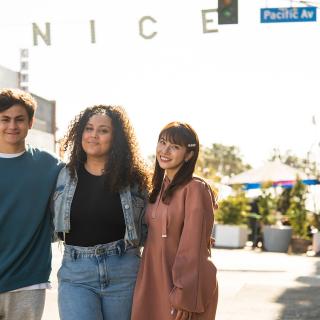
[286,0,320,7]
[264,0,320,9]
[300,0,320,7]
[270,0,320,6]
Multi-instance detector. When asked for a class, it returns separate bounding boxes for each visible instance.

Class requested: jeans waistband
[64,239,135,258]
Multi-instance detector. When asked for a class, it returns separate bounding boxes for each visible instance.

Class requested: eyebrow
[159,138,181,146]
[86,123,111,129]
[0,115,26,119]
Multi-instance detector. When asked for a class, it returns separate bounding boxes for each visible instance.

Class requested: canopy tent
[227,161,319,190]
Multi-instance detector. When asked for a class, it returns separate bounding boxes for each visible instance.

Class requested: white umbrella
[228,160,309,185]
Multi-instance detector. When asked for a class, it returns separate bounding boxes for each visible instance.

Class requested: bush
[216,190,250,225]
[256,183,277,225]
[286,179,309,239]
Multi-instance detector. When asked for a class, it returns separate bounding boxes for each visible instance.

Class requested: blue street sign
[261,7,317,23]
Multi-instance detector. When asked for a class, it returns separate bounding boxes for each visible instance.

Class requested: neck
[85,157,106,176]
[0,142,26,154]
[165,170,175,182]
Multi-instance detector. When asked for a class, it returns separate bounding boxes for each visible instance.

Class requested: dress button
[124,204,130,209]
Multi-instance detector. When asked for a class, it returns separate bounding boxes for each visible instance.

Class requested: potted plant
[213,189,250,248]
[259,184,293,253]
[311,212,320,254]
[286,179,311,254]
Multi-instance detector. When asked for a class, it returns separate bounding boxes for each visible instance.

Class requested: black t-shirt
[65,165,125,246]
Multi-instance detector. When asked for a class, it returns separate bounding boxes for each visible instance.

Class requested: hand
[211,236,216,247]
[172,308,192,320]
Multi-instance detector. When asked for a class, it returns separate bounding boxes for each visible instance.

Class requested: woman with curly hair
[52,105,149,320]
[131,122,218,320]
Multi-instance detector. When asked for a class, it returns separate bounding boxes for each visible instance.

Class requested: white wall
[0,65,19,88]
[26,128,56,153]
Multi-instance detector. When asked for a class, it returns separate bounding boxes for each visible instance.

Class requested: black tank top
[65,165,125,246]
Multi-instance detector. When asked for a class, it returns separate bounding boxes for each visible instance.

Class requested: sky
[1,0,320,167]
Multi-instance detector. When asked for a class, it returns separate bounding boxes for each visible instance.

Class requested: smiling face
[156,136,193,181]
[0,104,33,153]
[81,114,113,160]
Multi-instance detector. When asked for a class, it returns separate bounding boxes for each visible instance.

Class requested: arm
[130,186,149,247]
[49,165,66,243]
[169,180,218,314]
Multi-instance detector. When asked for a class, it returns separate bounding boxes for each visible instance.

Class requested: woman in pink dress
[132,122,218,320]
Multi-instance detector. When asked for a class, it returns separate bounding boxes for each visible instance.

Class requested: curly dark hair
[149,121,199,204]
[64,105,150,192]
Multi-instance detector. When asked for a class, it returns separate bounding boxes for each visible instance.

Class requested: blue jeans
[57,240,140,320]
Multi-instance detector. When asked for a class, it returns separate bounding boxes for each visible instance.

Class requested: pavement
[42,243,320,320]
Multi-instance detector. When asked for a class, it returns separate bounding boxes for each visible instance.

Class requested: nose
[162,145,172,154]
[89,129,98,137]
[8,120,18,129]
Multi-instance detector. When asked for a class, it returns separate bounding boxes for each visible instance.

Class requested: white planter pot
[213,224,248,248]
[313,232,320,253]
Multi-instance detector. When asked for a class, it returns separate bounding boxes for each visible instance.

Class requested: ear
[184,151,194,163]
[28,117,34,129]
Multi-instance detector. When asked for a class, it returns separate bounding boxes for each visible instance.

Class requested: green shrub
[216,190,250,225]
[256,183,277,225]
[286,179,309,239]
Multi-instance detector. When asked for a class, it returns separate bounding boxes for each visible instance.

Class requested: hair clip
[188,143,196,147]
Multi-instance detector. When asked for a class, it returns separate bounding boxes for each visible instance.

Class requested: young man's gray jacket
[52,166,148,247]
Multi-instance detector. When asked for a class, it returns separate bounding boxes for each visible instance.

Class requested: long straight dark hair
[149,122,199,204]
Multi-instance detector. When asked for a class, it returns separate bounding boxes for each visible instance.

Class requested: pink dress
[131,177,218,320]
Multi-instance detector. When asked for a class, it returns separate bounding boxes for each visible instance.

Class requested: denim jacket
[52,166,147,247]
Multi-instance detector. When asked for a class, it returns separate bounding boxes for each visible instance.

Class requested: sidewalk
[43,244,320,320]
[214,248,320,320]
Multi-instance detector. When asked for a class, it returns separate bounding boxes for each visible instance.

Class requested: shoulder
[57,165,73,181]
[26,146,64,170]
[129,184,148,201]
[185,176,218,208]
[26,146,61,163]
[185,176,210,191]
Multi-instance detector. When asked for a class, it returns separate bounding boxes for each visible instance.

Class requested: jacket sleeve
[50,166,66,243]
[47,201,58,243]
[49,183,58,243]
[140,189,149,246]
[169,180,218,313]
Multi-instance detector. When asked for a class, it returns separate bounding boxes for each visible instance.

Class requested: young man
[0,88,63,320]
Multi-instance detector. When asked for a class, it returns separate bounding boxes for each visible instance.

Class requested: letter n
[33,22,51,46]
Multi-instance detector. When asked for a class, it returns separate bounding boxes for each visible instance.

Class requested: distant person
[0,88,63,320]
[131,122,218,320]
[52,105,149,320]
[248,198,261,248]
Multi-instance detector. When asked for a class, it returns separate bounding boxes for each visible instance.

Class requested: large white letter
[202,9,218,33]
[139,16,157,39]
[33,22,51,46]
[90,20,96,43]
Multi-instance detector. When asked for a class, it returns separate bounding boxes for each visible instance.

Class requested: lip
[159,155,171,161]
[5,132,20,135]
